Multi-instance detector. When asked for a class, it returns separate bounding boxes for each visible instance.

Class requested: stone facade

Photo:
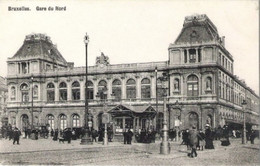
[6,14,259,133]
[0,76,8,127]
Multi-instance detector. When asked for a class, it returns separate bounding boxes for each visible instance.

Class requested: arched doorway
[21,114,29,131]
[188,112,199,129]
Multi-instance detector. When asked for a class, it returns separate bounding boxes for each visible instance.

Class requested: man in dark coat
[13,127,21,145]
[53,129,58,141]
[123,129,127,144]
[127,129,133,144]
[66,128,72,143]
[250,130,256,144]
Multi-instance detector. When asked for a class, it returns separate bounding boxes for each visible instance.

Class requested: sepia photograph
[0,0,259,165]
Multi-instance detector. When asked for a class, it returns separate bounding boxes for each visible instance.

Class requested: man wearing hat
[13,127,21,145]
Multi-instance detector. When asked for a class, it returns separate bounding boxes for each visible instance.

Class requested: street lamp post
[242,100,247,144]
[159,72,170,155]
[81,33,93,145]
[96,86,109,145]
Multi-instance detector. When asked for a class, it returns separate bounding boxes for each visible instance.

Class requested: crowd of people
[0,123,258,151]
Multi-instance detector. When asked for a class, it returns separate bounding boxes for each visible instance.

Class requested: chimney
[221,36,225,47]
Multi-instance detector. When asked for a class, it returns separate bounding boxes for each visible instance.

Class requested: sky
[0,0,259,94]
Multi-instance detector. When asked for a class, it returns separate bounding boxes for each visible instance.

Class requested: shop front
[108,104,157,139]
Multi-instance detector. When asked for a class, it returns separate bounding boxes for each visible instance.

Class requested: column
[136,117,140,132]
[54,82,59,102]
[196,48,198,63]
[67,81,72,101]
[151,76,156,99]
[93,80,98,100]
[107,78,112,99]
[180,49,183,64]
[133,117,136,131]
[80,81,85,101]
[19,62,22,74]
[136,77,141,100]
[123,117,125,131]
[121,78,126,100]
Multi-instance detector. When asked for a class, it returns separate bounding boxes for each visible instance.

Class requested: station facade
[6,14,259,134]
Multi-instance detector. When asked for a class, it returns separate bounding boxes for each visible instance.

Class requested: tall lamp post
[81,33,93,145]
[242,100,247,144]
[96,86,109,146]
[159,72,170,155]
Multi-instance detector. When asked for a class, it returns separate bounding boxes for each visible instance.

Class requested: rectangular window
[189,49,196,63]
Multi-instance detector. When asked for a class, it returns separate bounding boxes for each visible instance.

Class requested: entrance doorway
[188,112,199,129]
[21,114,29,131]
[114,117,133,134]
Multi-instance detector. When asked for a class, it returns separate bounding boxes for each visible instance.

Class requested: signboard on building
[102,113,111,124]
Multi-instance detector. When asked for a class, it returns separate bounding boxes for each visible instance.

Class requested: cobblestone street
[0,138,259,165]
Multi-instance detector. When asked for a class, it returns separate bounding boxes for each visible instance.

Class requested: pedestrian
[205,125,214,149]
[91,129,98,142]
[197,129,205,151]
[108,127,113,142]
[188,125,201,158]
[127,129,133,144]
[123,129,127,144]
[98,128,104,142]
[53,129,58,141]
[24,127,28,139]
[51,129,54,137]
[67,128,72,144]
[13,127,21,145]
[250,130,256,144]
[221,125,230,146]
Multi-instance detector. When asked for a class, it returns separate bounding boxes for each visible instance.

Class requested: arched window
[205,77,212,91]
[187,75,199,99]
[112,79,121,101]
[72,81,80,100]
[98,80,107,100]
[59,114,67,130]
[59,82,67,101]
[20,83,29,102]
[72,114,80,127]
[33,85,38,99]
[126,79,136,99]
[47,114,54,130]
[173,78,180,91]
[141,78,151,99]
[47,83,55,102]
[10,86,16,101]
[86,81,94,100]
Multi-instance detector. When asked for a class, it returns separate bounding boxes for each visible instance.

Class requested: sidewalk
[0,138,125,154]
[135,138,260,159]
[0,137,258,155]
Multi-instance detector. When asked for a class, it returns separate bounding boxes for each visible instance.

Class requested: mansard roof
[174,14,220,44]
[9,33,67,65]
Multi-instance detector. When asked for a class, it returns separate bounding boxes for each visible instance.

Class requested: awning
[108,104,157,118]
